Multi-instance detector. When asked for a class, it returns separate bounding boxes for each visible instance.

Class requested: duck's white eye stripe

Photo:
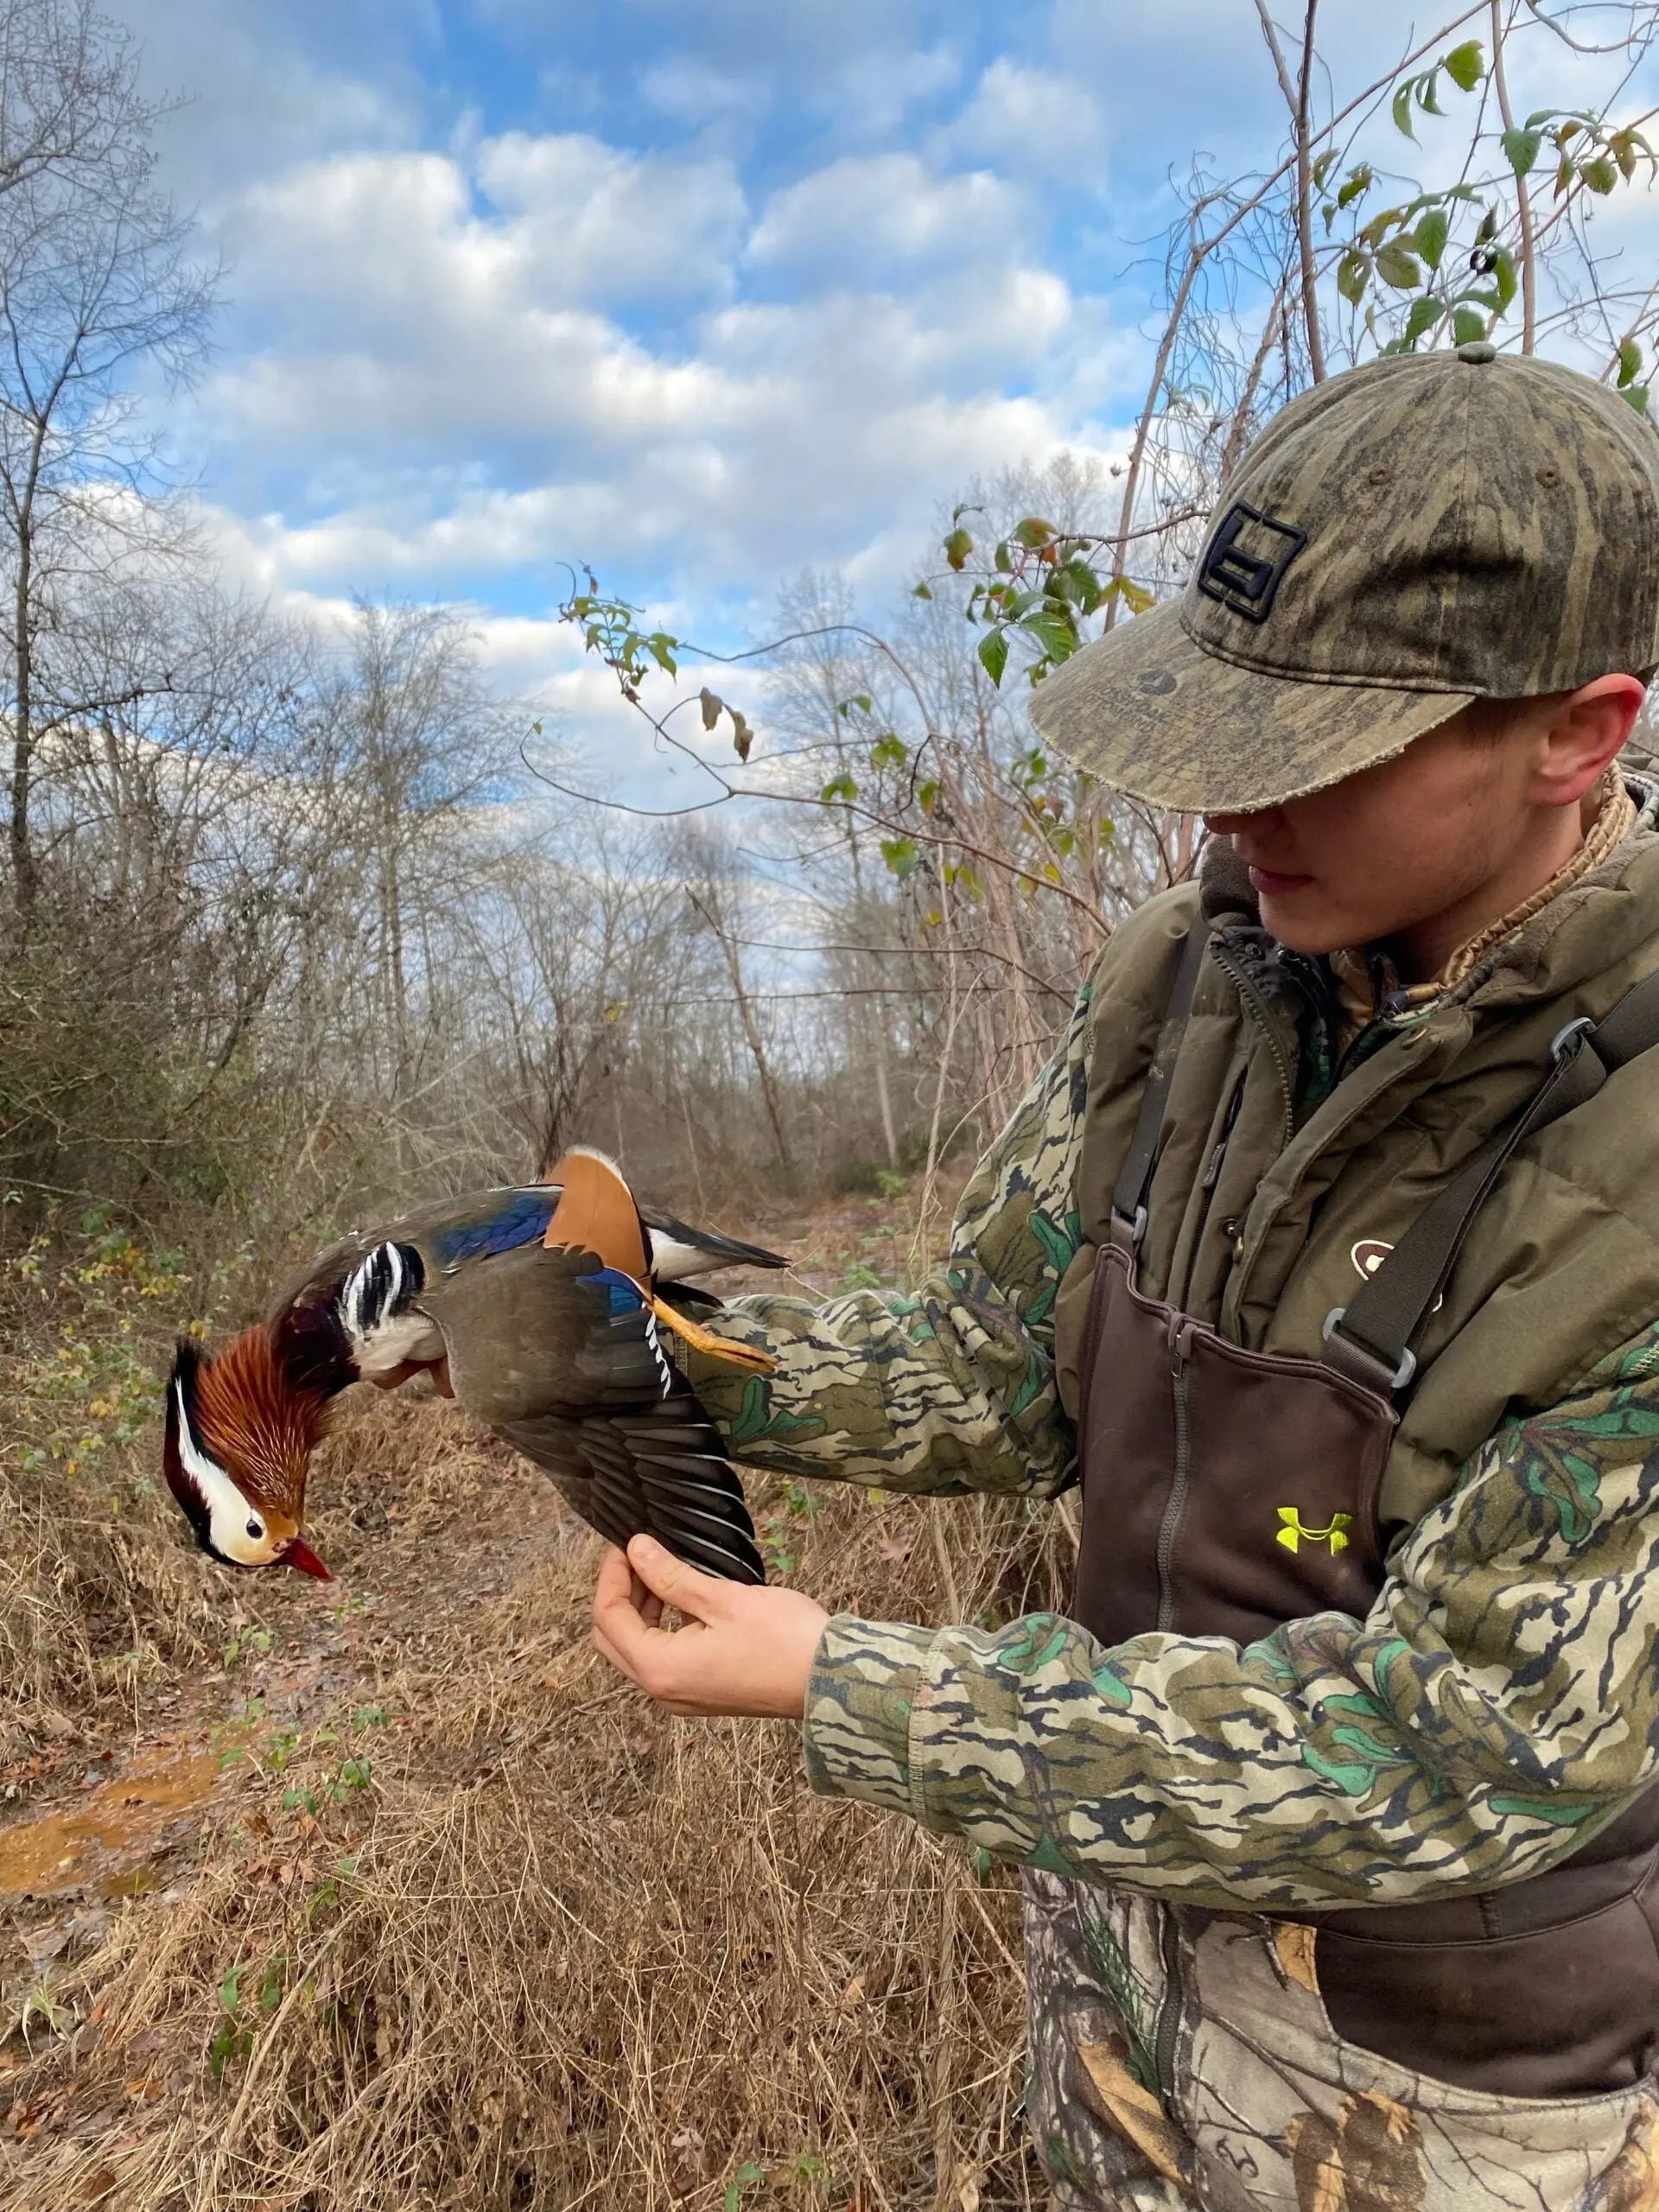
[175,1381,255,1524]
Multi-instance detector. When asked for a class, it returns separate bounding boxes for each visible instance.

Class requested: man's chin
[1254,887,1347,957]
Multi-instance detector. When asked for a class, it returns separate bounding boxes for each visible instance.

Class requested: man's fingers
[594,1544,635,1611]
[629,1568,664,1630]
[625,1534,734,1620]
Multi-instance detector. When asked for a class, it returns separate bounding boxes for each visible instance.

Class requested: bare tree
[0,0,214,927]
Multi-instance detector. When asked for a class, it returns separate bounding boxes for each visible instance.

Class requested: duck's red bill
[283,1538,333,1580]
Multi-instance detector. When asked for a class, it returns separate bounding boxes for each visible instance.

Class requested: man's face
[1203,710,1548,957]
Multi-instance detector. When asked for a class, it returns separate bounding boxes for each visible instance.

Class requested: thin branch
[1491,0,1540,351]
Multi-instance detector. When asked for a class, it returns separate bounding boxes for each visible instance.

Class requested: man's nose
[1205,805,1284,837]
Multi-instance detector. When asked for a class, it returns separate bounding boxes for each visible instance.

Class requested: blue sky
[109,2,1659,782]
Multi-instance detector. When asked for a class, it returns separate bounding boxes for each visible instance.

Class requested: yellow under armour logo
[1276,1508,1353,1556]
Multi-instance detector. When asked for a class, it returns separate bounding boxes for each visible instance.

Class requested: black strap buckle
[1550,1014,1595,1065]
[1323,1306,1417,1392]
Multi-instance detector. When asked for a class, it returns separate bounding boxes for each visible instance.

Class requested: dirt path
[0,1182,1036,2210]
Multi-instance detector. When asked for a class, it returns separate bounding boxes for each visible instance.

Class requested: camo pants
[1023,1870,1659,2211]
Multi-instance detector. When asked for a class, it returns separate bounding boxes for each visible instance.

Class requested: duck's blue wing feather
[432,1188,557,1272]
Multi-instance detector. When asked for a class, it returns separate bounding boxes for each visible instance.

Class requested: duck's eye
[245,1517,264,1539]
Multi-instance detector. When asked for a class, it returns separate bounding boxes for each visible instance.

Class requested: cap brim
[1027,601,1475,813]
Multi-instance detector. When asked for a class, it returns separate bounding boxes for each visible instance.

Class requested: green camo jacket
[679,786,1659,1911]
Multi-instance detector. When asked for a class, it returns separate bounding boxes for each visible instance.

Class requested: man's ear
[1531,674,1646,810]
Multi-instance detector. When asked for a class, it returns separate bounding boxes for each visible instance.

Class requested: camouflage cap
[1028,345,1659,814]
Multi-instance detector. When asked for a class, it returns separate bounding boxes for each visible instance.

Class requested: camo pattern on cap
[1029,350,1659,812]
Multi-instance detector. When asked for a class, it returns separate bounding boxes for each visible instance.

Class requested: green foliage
[1443,40,1484,93]
[941,512,1155,692]
[223,1625,272,1670]
[1389,43,1484,141]
[556,580,754,758]
[210,1958,286,2077]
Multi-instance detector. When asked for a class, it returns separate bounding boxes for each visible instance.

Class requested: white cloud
[639,57,761,128]
[475,133,746,307]
[944,59,1106,181]
[189,117,1121,608]
[746,154,1023,280]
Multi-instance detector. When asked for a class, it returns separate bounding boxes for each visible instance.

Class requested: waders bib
[1072,924,1659,2096]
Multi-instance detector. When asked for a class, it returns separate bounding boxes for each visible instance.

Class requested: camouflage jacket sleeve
[666,984,1094,1497]
[803,1325,1659,1909]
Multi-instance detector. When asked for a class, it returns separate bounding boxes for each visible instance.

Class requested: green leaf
[1622,384,1651,416]
[1413,207,1449,270]
[1493,248,1518,313]
[879,836,919,880]
[1022,608,1076,662]
[911,580,932,599]
[819,770,857,804]
[868,734,906,768]
[943,526,973,570]
[1417,73,1445,118]
[1443,40,1484,92]
[1336,162,1374,211]
[1392,79,1417,139]
[1106,573,1157,616]
[1451,303,1488,346]
[1312,148,1340,189]
[1336,248,1370,306]
[724,2164,767,2212]
[1403,296,1446,346]
[645,632,677,677]
[1374,240,1422,290]
[1502,125,1542,178]
[977,627,1009,688]
[1618,339,1643,389]
[1581,154,1618,195]
[1012,516,1056,549]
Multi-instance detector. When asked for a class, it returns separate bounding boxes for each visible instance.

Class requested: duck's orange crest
[194,1325,330,1513]
[543,1147,651,1283]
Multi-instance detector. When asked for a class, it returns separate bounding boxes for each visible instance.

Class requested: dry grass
[0,1235,220,1758]
[0,1378,1073,2211]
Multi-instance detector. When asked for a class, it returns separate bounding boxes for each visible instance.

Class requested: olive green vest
[1053,785,1659,1548]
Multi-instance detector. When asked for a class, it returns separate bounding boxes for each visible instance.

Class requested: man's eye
[246,1518,264,1539]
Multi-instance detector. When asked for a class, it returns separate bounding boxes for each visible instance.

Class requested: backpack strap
[1322,967,1659,1393]
[1109,918,1211,1249]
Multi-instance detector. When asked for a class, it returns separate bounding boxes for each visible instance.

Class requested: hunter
[592,342,1659,2209]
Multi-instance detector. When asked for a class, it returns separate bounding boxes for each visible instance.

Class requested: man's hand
[367,1355,454,1397]
[590,1535,830,1719]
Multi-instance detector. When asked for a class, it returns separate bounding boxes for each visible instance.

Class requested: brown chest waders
[1073,923,1659,2097]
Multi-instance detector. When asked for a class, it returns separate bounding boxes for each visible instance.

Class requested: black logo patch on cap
[1197,501,1307,624]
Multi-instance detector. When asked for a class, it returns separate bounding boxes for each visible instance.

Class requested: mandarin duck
[163,1150,781,1583]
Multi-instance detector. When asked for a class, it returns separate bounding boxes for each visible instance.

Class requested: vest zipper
[1211,937,1297,1149]
[1154,1319,1195,1632]
[1153,1904,1184,2109]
